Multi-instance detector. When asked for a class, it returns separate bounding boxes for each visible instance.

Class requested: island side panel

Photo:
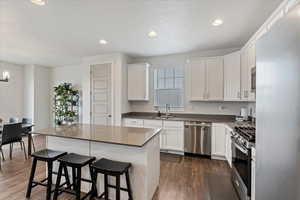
[146,134,160,199]
[90,134,160,200]
[46,136,91,192]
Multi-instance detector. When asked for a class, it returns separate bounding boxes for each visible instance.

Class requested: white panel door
[189,59,206,101]
[91,63,112,125]
[224,51,241,101]
[206,57,224,101]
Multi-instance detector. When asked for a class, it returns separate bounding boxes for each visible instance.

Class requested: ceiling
[0,0,283,67]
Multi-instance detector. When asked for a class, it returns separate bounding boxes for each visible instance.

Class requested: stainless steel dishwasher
[184,121,212,156]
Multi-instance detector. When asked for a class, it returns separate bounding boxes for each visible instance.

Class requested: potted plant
[53,83,79,126]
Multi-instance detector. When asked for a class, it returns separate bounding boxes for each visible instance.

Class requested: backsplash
[129,101,249,116]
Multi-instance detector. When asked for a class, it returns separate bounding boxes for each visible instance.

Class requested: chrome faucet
[165,104,171,117]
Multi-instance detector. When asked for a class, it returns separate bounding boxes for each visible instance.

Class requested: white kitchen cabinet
[241,47,256,102]
[123,118,144,128]
[190,59,206,101]
[127,63,149,101]
[211,123,226,159]
[251,147,256,200]
[144,120,164,149]
[189,57,223,101]
[163,121,184,152]
[225,126,233,167]
[224,51,241,101]
[206,57,224,101]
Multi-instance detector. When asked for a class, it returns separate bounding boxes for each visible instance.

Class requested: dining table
[0,123,34,156]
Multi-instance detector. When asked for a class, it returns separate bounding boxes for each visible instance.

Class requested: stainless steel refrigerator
[256,4,300,200]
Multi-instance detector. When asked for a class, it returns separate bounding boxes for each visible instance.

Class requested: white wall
[130,48,249,115]
[23,65,35,120]
[23,64,51,129]
[0,61,24,121]
[50,63,88,124]
[34,66,51,130]
[50,53,128,126]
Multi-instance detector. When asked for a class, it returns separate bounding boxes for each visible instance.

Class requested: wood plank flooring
[0,136,238,200]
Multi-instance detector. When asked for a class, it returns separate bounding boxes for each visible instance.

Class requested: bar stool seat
[90,158,133,200]
[26,149,69,200]
[92,158,131,175]
[31,149,67,161]
[53,153,96,200]
[58,153,96,167]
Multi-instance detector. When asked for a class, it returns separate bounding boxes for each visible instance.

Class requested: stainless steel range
[231,124,255,200]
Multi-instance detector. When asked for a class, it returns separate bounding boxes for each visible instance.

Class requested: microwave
[251,67,256,92]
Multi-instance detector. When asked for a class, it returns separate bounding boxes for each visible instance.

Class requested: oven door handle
[232,140,249,155]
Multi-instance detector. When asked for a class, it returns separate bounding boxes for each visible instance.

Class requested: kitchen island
[34,124,161,200]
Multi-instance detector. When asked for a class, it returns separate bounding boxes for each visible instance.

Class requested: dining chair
[0,123,27,161]
[22,118,36,152]
[9,118,19,123]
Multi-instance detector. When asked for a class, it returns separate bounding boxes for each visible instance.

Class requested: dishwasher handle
[184,123,211,128]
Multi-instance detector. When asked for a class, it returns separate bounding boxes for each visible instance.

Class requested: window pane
[165,77,174,89]
[157,78,165,89]
[175,68,184,77]
[165,68,174,78]
[175,77,183,89]
[154,67,184,108]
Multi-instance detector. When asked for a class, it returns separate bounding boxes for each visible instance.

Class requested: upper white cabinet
[189,57,224,101]
[206,57,224,101]
[224,51,241,101]
[128,63,149,101]
[190,59,206,101]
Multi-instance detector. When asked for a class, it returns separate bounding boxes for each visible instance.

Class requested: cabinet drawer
[123,118,144,127]
[163,121,184,129]
[144,120,163,128]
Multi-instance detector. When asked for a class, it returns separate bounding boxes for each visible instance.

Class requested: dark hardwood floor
[0,136,238,200]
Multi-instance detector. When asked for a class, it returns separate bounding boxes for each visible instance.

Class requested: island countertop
[34,124,161,147]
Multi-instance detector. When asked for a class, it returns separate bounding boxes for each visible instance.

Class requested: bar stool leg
[53,163,63,200]
[76,167,82,200]
[89,167,98,200]
[63,164,71,188]
[72,167,77,191]
[104,174,109,200]
[46,161,53,200]
[26,158,37,198]
[125,171,133,200]
[116,175,121,200]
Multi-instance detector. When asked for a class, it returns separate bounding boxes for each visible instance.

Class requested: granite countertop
[34,124,161,147]
[122,112,236,123]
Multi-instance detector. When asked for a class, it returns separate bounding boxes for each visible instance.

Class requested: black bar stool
[26,149,70,200]
[90,158,133,200]
[53,153,96,200]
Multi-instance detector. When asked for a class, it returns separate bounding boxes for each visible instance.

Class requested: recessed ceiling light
[31,0,47,6]
[148,31,158,38]
[212,19,223,26]
[99,39,108,45]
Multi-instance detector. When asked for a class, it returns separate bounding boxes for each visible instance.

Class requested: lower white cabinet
[122,118,184,153]
[212,123,233,167]
[163,121,184,152]
[143,120,164,149]
[251,147,256,200]
[225,127,233,167]
[123,118,144,128]
[211,123,226,159]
